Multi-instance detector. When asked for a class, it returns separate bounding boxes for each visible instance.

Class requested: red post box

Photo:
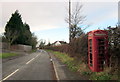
[88,30,108,72]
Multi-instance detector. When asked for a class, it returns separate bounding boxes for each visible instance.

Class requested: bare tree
[5,28,19,50]
[39,39,46,49]
[65,1,86,42]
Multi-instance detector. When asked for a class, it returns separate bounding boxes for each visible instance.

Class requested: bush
[69,34,88,63]
[45,34,88,63]
[46,27,120,80]
[107,26,120,78]
[90,72,111,80]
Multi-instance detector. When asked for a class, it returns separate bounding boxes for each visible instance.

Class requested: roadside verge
[46,50,86,80]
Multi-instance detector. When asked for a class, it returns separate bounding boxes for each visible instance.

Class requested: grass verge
[0,53,17,58]
[46,50,119,80]
[53,51,78,72]
[29,49,37,53]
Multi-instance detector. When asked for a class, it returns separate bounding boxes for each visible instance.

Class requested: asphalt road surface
[2,50,55,80]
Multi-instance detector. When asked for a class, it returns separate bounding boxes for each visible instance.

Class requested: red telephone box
[88,30,108,72]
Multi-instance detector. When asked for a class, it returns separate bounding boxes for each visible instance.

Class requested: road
[2,50,55,80]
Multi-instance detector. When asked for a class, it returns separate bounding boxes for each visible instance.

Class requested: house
[52,41,67,46]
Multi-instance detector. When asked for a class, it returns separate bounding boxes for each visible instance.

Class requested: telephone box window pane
[89,39,92,46]
[98,38,106,70]
[90,49,92,53]
[99,54,104,57]
[100,61,104,65]
[90,53,92,60]
[89,39,93,67]
[99,65,103,70]
[99,46,105,50]
[98,39,104,42]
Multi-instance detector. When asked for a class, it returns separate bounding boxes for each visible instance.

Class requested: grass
[28,49,37,54]
[31,49,37,52]
[0,53,17,58]
[47,50,91,73]
[90,72,111,80]
[47,50,79,72]
[46,50,119,80]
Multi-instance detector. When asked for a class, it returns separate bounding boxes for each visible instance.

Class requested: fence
[10,44,32,52]
[0,42,32,52]
[0,42,9,50]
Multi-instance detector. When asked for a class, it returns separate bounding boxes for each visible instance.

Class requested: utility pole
[118,1,120,27]
[69,0,71,43]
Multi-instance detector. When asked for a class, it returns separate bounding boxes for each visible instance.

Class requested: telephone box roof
[88,29,107,34]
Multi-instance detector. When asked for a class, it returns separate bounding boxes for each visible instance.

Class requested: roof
[88,29,108,34]
[53,41,67,45]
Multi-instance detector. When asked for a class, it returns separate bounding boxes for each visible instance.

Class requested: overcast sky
[0,0,119,43]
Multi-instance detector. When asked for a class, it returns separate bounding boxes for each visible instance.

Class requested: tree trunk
[8,42,11,51]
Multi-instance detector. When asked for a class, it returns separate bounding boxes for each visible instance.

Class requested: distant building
[52,41,67,46]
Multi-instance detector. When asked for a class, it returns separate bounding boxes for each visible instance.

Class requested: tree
[47,41,51,46]
[0,35,2,42]
[4,10,23,49]
[39,39,46,49]
[65,1,86,42]
[23,23,32,45]
[69,33,88,61]
[1,34,6,42]
[30,33,38,49]
[70,25,84,39]
[14,23,32,45]
[4,10,38,50]
[107,26,120,70]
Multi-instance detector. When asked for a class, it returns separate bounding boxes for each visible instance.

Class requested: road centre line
[35,55,39,58]
[26,58,35,64]
[1,54,39,81]
[1,69,19,81]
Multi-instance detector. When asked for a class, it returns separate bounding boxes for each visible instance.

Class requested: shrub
[45,34,88,63]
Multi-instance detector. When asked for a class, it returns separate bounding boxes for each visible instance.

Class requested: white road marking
[35,55,39,58]
[1,54,40,82]
[52,61,59,80]
[26,58,35,64]
[2,69,19,81]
